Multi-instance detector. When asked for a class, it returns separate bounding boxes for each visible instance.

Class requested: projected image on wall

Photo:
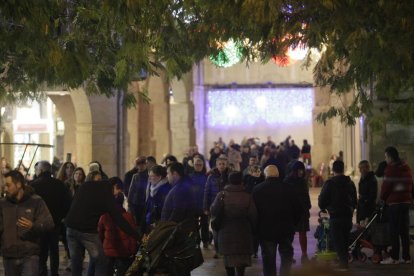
[206,87,314,148]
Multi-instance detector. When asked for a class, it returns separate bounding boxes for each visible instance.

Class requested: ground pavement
[1,187,412,275]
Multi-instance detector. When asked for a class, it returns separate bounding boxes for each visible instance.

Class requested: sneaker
[400,259,411,264]
[380,257,399,265]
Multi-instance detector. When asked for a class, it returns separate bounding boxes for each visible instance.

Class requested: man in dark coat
[161,162,197,276]
[319,160,357,271]
[123,157,143,196]
[253,165,303,276]
[65,180,140,275]
[127,157,149,223]
[1,170,54,275]
[161,162,196,226]
[30,161,72,276]
[356,160,378,224]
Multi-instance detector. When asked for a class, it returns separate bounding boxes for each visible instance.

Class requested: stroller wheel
[348,253,354,263]
[358,253,367,262]
[371,254,382,264]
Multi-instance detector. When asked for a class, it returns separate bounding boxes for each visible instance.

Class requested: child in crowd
[98,177,138,276]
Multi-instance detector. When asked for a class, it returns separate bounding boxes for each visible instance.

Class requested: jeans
[388,203,411,260]
[39,226,60,276]
[67,227,107,276]
[329,217,352,267]
[260,234,294,276]
[3,255,39,276]
[199,213,210,245]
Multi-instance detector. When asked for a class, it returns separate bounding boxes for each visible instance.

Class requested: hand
[17,217,33,230]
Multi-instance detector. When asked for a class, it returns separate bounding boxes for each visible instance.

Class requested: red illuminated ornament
[272,55,291,67]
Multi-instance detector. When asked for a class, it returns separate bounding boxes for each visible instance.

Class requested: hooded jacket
[0,186,54,258]
[319,175,357,218]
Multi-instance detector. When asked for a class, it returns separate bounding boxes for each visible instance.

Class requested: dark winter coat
[252,177,302,241]
[123,167,138,196]
[319,175,357,219]
[284,175,311,217]
[380,161,413,205]
[210,184,257,255]
[65,180,139,239]
[0,186,54,258]
[357,171,378,221]
[30,172,72,226]
[143,180,171,232]
[190,171,208,214]
[127,170,149,207]
[161,177,196,225]
[203,168,230,212]
[98,209,138,257]
[243,174,265,194]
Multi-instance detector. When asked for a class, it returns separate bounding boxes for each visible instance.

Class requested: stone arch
[48,88,93,169]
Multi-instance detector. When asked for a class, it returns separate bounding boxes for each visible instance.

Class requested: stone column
[193,63,207,155]
[88,95,118,176]
[312,86,333,178]
[170,71,196,161]
[69,89,93,170]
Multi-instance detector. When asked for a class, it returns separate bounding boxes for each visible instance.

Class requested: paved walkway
[1,187,413,275]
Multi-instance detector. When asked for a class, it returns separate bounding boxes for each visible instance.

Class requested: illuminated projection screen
[206,87,314,148]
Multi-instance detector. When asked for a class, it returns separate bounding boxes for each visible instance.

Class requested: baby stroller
[126,220,203,276]
[314,210,336,261]
[348,203,390,263]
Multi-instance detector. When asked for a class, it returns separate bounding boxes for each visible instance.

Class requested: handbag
[210,191,225,232]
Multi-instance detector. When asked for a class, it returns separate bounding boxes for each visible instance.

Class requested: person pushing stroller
[319,160,357,271]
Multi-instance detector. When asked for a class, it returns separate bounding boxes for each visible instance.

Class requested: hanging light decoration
[272,54,291,67]
[287,44,308,61]
[209,39,244,68]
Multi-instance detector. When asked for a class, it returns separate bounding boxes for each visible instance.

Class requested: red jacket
[380,161,413,205]
[98,209,138,257]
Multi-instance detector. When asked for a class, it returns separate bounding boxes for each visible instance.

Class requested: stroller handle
[318,209,329,218]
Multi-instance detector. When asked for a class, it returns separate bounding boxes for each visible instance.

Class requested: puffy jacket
[210,184,257,255]
[143,180,171,233]
[381,161,413,205]
[190,172,208,213]
[0,186,54,258]
[98,209,138,257]
[319,175,357,218]
[203,168,230,212]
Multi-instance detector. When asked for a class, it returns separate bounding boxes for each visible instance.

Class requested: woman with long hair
[56,162,75,182]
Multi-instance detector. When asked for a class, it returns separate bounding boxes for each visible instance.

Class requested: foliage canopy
[1,1,414,124]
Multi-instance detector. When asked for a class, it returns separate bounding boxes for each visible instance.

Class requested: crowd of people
[0,137,412,275]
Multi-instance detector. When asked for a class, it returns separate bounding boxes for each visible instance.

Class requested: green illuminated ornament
[209,39,244,68]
